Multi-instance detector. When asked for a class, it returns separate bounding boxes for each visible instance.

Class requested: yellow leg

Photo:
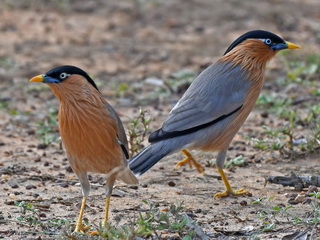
[102,196,110,226]
[175,149,205,173]
[73,196,90,233]
[214,167,251,198]
[87,196,111,236]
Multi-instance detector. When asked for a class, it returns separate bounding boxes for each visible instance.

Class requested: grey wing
[105,103,129,159]
[162,62,252,133]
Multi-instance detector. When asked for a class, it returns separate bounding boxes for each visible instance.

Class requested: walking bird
[129,30,300,198]
[29,66,138,232]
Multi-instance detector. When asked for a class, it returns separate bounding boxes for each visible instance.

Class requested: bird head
[29,65,99,100]
[224,30,301,56]
[221,30,301,70]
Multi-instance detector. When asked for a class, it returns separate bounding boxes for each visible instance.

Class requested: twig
[265,172,320,190]
[181,213,209,240]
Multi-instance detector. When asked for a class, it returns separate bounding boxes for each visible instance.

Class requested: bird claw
[214,187,251,198]
[87,230,100,236]
[73,224,91,234]
[175,157,205,174]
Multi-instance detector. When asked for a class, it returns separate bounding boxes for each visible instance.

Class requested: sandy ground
[0,0,320,239]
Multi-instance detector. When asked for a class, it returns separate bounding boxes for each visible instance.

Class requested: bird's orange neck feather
[221,39,278,77]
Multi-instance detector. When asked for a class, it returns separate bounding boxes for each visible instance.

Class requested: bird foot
[87,230,100,236]
[214,187,251,198]
[86,220,108,236]
[73,223,91,234]
[175,157,205,173]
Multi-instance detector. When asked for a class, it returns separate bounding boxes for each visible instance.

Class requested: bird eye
[264,38,272,45]
[59,72,69,80]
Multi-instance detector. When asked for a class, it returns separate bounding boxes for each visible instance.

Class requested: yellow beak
[286,41,301,49]
[29,74,44,82]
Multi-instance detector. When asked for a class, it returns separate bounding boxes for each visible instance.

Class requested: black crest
[224,30,285,55]
[46,65,99,90]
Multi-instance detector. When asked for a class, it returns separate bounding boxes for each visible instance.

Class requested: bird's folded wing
[149,62,252,142]
[105,103,130,159]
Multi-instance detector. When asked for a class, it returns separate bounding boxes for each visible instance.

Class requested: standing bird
[29,66,138,232]
[129,30,300,198]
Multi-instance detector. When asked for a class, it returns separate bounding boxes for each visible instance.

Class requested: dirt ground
[0,0,320,239]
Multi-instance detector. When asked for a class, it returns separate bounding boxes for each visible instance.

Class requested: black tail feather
[129,144,171,175]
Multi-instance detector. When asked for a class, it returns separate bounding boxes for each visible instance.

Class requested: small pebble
[9,193,17,200]
[288,199,300,205]
[195,209,202,213]
[129,185,138,190]
[60,182,69,188]
[27,129,35,135]
[8,182,19,189]
[240,200,247,206]
[26,185,37,190]
[260,111,269,118]
[167,181,176,187]
[65,166,73,172]
[44,161,49,167]
[142,184,148,188]
[37,144,47,149]
[34,156,41,162]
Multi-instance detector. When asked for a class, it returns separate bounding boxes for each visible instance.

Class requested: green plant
[252,196,294,232]
[307,192,320,224]
[67,201,196,239]
[15,201,42,226]
[34,107,59,146]
[128,108,150,157]
[224,155,246,169]
[250,125,295,157]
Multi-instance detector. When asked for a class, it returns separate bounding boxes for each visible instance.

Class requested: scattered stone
[44,161,49,167]
[33,193,40,198]
[37,144,47,149]
[8,193,17,200]
[129,185,138,190]
[60,182,69,188]
[288,199,300,205]
[8,182,19,189]
[34,156,41,162]
[167,181,176,187]
[0,141,5,146]
[260,111,269,118]
[27,129,35,135]
[65,166,73,173]
[240,200,247,206]
[142,184,148,188]
[26,184,37,190]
